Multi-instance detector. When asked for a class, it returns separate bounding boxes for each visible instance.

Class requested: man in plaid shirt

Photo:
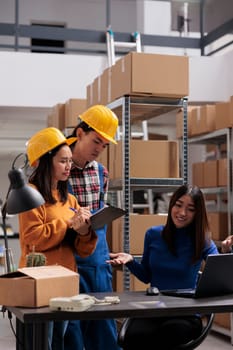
[65,105,121,350]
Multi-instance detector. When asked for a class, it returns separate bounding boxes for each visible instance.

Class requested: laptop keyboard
[160,288,196,298]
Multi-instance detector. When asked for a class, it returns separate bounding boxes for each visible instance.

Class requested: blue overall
[65,164,120,350]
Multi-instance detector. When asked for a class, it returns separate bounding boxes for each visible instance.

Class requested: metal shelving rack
[108,95,188,290]
[189,128,233,343]
[188,128,233,235]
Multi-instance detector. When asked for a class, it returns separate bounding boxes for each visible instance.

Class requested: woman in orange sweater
[18,127,97,350]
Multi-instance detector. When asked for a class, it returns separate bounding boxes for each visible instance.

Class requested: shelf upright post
[228,127,233,235]
[226,127,233,345]
[182,97,188,184]
[122,95,131,291]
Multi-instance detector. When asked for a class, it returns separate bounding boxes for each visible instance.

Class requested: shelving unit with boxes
[190,128,233,239]
[85,51,190,292]
[48,51,190,292]
[187,99,233,241]
[48,98,87,135]
[107,94,188,291]
[186,99,233,342]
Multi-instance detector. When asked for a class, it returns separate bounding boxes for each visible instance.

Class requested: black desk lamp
[1,153,45,273]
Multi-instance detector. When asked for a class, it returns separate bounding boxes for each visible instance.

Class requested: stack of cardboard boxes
[87,52,189,106]
[48,98,87,131]
[176,97,233,334]
[176,96,233,243]
[88,52,189,292]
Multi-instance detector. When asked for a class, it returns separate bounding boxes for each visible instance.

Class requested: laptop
[160,253,233,298]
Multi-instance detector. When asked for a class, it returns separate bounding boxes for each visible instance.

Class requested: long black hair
[162,184,211,263]
[29,143,69,204]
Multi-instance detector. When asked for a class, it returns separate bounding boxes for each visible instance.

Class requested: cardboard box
[92,76,101,105]
[111,52,189,100]
[111,214,168,254]
[0,265,79,307]
[199,104,216,134]
[207,212,228,241]
[86,83,93,107]
[48,103,65,130]
[192,162,204,188]
[109,140,179,179]
[65,98,87,128]
[215,101,233,130]
[203,160,218,188]
[100,67,112,106]
[192,158,228,187]
[189,105,216,137]
[189,107,201,137]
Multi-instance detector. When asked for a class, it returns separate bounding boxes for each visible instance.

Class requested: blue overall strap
[98,163,105,209]
[68,180,74,195]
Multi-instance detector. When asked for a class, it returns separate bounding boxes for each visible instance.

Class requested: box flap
[18,265,78,280]
[0,270,26,278]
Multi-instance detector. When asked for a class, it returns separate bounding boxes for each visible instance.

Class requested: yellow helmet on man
[27,127,77,167]
[79,105,118,144]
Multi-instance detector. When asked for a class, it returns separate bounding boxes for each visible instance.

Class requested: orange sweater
[18,189,97,271]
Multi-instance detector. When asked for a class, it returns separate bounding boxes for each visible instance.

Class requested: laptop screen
[161,254,233,298]
[195,253,233,298]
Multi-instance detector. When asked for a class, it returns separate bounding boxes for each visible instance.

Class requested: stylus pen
[69,207,78,213]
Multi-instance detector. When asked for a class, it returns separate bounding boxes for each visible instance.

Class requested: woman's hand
[221,235,233,253]
[106,252,133,265]
[69,207,91,235]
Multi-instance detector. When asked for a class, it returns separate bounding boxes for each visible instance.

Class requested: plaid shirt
[69,160,109,211]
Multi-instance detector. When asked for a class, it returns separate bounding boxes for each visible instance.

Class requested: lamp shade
[6,168,45,214]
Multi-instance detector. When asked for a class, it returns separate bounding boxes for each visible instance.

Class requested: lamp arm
[1,185,12,274]
[1,199,13,320]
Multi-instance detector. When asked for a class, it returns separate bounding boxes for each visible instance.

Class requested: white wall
[1,48,232,109]
[189,54,230,103]
[225,49,233,95]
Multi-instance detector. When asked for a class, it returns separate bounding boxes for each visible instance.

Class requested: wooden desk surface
[7,290,233,324]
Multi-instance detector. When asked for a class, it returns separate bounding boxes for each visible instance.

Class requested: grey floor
[0,315,233,350]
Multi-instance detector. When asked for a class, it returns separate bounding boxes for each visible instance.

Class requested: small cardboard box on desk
[0,265,79,307]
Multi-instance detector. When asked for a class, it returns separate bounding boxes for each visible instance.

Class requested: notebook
[160,253,233,298]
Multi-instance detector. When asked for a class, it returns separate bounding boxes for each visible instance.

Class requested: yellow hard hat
[27,127,77,167]
[79,105,118,144]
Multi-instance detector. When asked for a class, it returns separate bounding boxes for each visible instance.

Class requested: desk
[7,291,233,350]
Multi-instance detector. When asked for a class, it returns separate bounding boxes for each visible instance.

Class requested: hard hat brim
[29,137,77,167]
[95,130,117,144]
[66,137,77,146]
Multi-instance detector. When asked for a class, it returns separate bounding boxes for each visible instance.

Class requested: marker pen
[69,207,78,213]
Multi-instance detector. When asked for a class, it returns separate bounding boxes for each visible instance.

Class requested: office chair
[118,313,215,350]
[175,313,215,349]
